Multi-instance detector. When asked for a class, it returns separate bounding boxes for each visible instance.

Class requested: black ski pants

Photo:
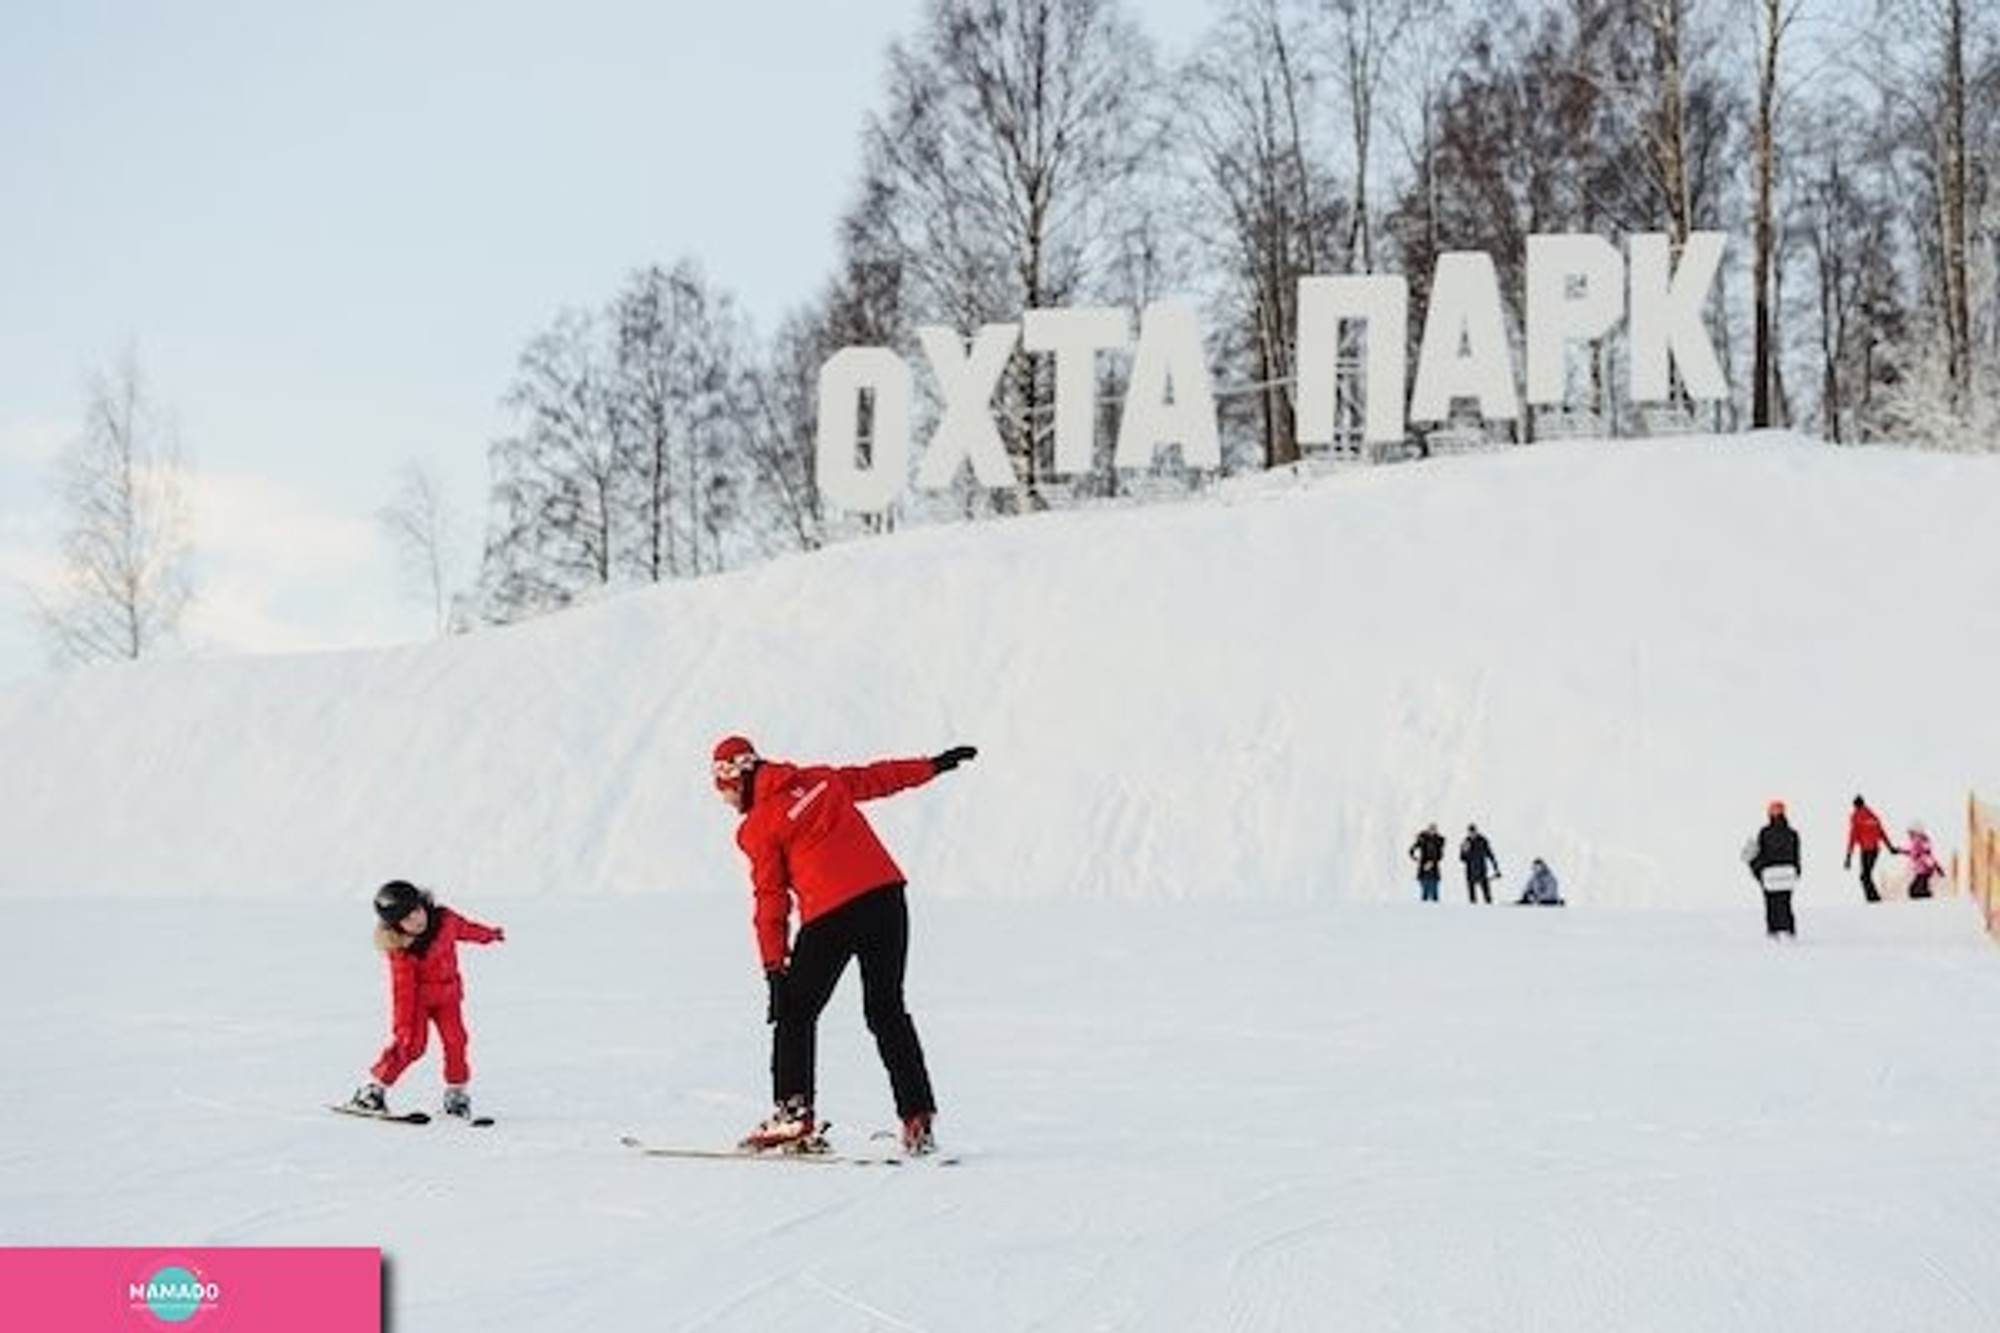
[1857,847,1882,902]
[1762,889,1796,936]
[771,883,935,1119]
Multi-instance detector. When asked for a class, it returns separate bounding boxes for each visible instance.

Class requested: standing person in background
[1904,820,1941,899]
[1410,823,1446,903]
[1844,795,1901,903]
[1460,824,1501,904]
[1743,800,1802,940]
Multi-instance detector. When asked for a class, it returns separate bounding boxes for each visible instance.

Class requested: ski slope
[3,431,2000,1331]
[7,893,2000,1332]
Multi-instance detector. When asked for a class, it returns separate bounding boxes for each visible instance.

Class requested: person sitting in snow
[346,880,504,1120]
[1904,820,1942,899]
[1515,857,1564,906]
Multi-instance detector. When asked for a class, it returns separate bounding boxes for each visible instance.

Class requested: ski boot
[347,1082,388,1114]
[739,1096,822,1153]
[442,1085,473,1120]
[901,1111,936,1157]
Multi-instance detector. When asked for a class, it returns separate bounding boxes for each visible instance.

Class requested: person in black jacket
[1743,800,1802,939]
[1460,824,1501,904]
[1410,823,1446,902]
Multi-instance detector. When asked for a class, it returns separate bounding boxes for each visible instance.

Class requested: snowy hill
[9,430,2000,1333]
[1,430,1994,904]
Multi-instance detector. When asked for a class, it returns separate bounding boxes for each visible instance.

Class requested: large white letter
[1023,306,1131,476]
[815,346,911,514]
[1114,301,1219,471]
[1296,275,1409,446]
[1525,234,1625,405]
[1410,251,1519,423]
[1628,231,1728,402]
[914,323,1020,492]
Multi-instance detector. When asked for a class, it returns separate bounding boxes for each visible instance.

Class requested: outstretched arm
[451,910,505,945]
[837,754,959,803]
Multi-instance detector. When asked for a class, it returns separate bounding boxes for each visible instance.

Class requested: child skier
[712,734,976,1156]
[347,880,505,1119]
[1905,821,1942,899]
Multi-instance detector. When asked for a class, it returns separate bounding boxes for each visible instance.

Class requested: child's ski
[328,1104,431,1125]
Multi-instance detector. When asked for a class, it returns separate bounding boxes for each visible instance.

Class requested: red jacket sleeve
[448,911,503,945]
[741,822,793,970]
[835,757,938,804]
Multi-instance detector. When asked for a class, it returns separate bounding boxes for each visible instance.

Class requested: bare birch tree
[1750,0,1804,426]
[38,351,195,665]
[377,460,460,636]
[864,0,1161,505]
[1180,0,1347,466]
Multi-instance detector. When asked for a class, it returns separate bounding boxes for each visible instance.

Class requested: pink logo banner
[0,1247,380,1331]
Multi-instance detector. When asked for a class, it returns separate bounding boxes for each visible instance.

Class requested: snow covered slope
[1,431,1994,904]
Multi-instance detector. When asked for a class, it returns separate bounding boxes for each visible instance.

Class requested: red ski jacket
[1847,806,1893,855]
[384,907,503,1044]
[735,757,939,969]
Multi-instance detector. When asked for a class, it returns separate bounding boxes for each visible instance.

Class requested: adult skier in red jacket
[713,735,976,1155]
[346,880,505,1120]
[1844,795,1902,903]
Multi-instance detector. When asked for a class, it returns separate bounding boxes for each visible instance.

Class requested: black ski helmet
[373,879,429,925]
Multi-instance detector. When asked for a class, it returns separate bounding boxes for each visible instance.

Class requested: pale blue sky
[0,0,1215,682]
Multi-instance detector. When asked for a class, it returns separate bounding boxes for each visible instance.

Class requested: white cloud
[0,417,70,468]
[179,470,421,657]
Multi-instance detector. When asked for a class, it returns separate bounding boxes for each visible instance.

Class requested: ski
[618,1133,959,1167]
[446,1114,497,1128]
[328,1104,431,1125]
[866,1130,965,1167]
[618,1134,866,1164]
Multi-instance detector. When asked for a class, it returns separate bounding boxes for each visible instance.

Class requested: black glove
[765,968,787,1025]
[932,744,978,773]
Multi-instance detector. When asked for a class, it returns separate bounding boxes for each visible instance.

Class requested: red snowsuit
[735,757,939,969]
[371,907,503,1086]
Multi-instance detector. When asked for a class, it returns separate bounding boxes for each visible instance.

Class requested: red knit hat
[712,735,758,791]
[1767,799,1786,817]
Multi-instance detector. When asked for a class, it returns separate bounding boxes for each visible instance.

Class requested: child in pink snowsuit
[346,880,504,1118]
[1906,823,1942,899]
